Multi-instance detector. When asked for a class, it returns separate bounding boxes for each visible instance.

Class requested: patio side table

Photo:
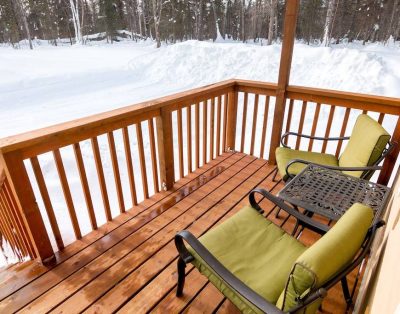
[278,164,391,223]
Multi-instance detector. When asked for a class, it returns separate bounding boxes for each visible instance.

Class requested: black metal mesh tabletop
[278,164,391,221]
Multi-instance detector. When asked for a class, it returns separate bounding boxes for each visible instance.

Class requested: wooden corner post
[378,117,400,185]
[225,86,238,151]
[0,151,54,263]
[268,0,300,164]
[156,109,175,190]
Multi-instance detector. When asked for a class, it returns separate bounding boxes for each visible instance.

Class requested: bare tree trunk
[69,0,82,43]
[241,0,245,42]
[267,0,277,45]
[14,0,33,49]
[152,0,162,47]
[323,0,336,46]
[386,0,399,42]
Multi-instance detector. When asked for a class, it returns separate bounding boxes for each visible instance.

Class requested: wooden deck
[0,152,360,313]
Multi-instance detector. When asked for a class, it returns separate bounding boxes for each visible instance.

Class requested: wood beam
[268,0,300,164]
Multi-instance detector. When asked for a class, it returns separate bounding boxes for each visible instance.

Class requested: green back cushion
[277,203,374,312]
[339,114,390,177]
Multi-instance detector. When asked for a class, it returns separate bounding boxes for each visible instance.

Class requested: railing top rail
[286,85,400,113]
[0,80,236,158]
[1,79,400,159]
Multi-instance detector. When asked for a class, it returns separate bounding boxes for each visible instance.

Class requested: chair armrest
[249,189,329,235]
[175,230,285,314]
[285,159,382,180]
[280,132,350,149]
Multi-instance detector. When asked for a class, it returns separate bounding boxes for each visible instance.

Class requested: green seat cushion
[339,114,390,177]
[277,203,374,312]
[188,206,306,314]
[276,147,338,179]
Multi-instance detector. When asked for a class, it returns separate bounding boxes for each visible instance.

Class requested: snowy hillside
[0,40,399,266]
[1,40,399,138]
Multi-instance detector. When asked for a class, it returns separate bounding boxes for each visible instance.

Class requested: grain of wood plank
[148,118,160,193]
[30,156,64,250]
[187,106,193,173]
[240,92,248,152]
[250,94,259,155]
[215,299,241,314]
[91,137,112,221]
[136,122,149,199]
[122,127,138,206]
[107,132,125,213]
[73,143,97,230]
[49,157,261,314]
[259,96,270,158]
[321,105,336,153]
[0,153,233,300]
[308,103,321,151]
[178,108,184,179]
[117,163,276,314]
[335,107,351,157]
[295,101,307,150]
[8,155,243,313]
[183,283,225,313]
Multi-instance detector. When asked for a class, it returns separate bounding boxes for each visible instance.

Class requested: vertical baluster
[148,118,159,193]
[0,188,30,257]
[91,137,112,221]
[250,94,259,156]
[136,122,149,199]
[295,101,307,150]
[73,143,97,230]
[335,108,351,157]
[0,194,22,255]
[378,113,385,125]
[222,93,228,151]
[284,99,294,145]
[53,149,81,239]
[210,98,215,159]
[362,110,368,114]
[240,92,248,152]
[202,100,208,165]
[187,106,192,173]
[3,180,35,257]
[195,102,200,169]
[216,96,222,156]
[259,96,270,159]
[107,132,125,213]
[122,127,138,206]
[321,106,336,153]
[30,156,64,249]
[308,103,321,151]
[177,108,184,179]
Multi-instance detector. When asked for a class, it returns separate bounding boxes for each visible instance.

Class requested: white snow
[0,39,399,266]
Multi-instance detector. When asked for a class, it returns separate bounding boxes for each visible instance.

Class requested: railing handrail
[1,79,400,158]
[0,79,237,158]
[287,85,400,114]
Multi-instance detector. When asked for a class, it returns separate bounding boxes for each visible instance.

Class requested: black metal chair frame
[273,131,395,182]
[175,188,384,314]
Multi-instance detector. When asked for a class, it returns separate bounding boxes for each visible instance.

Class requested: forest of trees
[0,0,399,49]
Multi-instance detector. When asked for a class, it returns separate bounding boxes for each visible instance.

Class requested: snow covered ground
[0,39,399,266]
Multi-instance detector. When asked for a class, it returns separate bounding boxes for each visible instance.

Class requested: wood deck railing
[0,79,399,263]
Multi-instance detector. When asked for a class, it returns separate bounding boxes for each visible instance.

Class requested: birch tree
[152,0,162,47]
[14,0,33,49]
[322,0,336,46]
[69,0,83,43]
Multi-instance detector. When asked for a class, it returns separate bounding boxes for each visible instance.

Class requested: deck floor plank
[0,154,363,314]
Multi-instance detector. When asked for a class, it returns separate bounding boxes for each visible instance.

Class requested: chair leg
[272,167,279,182]
[341,277,353,308]
[176,257,186,297]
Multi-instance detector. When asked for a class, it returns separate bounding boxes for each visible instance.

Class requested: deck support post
[378,117,400,185]
[0,151,54,263]
[268,0,300,164]
[156,108,175,190]
[225,87,238,151]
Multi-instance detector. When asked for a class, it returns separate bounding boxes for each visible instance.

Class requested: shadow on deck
[0,152,359,313]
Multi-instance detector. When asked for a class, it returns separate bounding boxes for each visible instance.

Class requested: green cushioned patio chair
[275,114,394,182]
[175,189,384,314]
